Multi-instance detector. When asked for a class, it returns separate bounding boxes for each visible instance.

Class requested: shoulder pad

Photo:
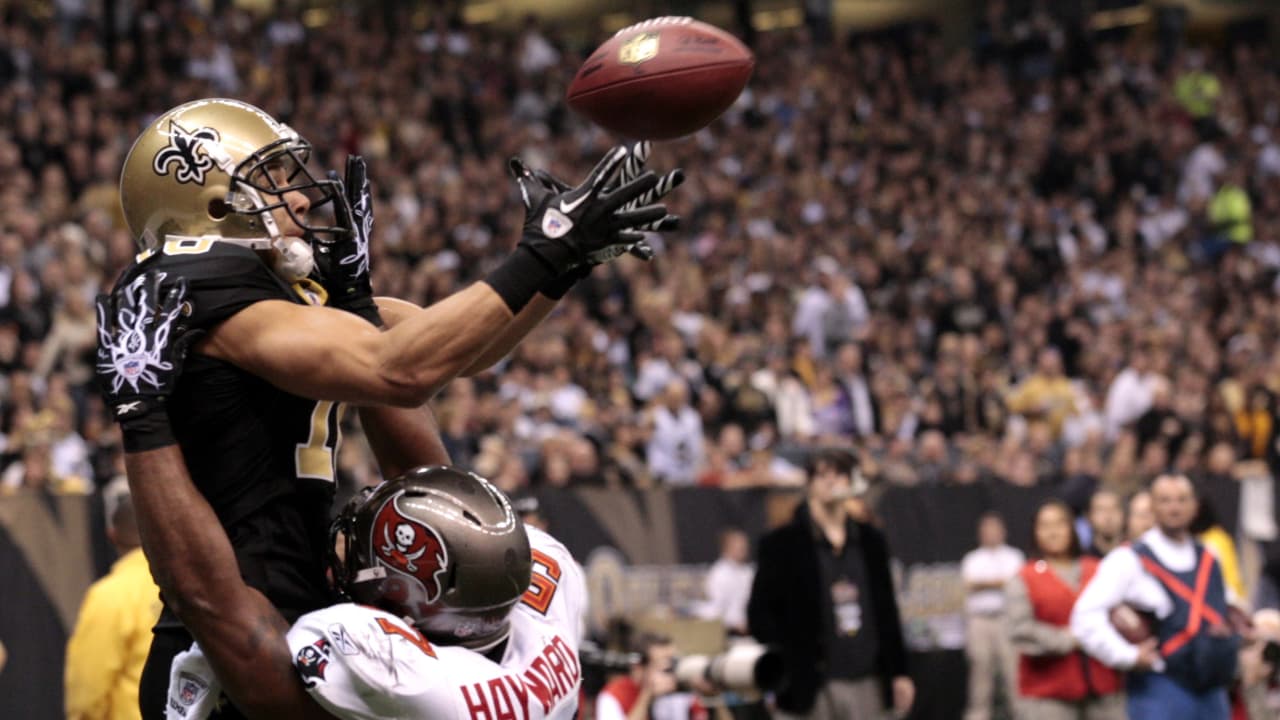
[115,241,292,331]
[147,241,285,287]
[288,604,443,711]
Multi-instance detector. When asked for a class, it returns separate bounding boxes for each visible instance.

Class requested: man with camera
[748,449,913,719]
[596,633,736,720]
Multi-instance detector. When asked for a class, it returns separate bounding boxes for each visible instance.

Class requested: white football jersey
[286,526,587,720]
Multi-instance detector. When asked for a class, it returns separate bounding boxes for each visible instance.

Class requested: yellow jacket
[1199,525,1245,602]
[1005,374,1076,437]
[1209,185,1253,244]
[65,548,161,720]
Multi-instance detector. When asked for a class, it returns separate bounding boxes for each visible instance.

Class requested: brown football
[1110,603,1155,643]
[566,17,755,140]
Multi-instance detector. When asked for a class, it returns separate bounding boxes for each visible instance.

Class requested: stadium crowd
[0,1,1278,519]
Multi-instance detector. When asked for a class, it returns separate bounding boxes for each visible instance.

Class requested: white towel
[1240,472,1278,542]
[165,642,223,720]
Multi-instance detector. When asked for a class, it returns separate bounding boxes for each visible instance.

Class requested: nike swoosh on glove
[513,145,669,275]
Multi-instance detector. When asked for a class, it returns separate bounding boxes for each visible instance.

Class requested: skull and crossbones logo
[381,521,427,572]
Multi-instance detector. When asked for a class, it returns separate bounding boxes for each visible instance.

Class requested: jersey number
[134,237,216,263]
[296,400,342,482]
[521,549,562,615]
[376,617,437,657]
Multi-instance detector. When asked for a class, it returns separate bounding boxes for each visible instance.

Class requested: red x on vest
[1138,549,1223,657]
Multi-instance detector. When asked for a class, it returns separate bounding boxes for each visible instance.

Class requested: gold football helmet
[119,98,345,278]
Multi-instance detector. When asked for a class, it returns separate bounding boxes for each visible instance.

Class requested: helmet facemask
[219,137,349,281]
[231,137,348,245]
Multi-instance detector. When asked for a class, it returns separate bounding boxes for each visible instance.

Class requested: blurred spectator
[1127,490,1155,540]
[792,256,869,360]
[1006,500,1124,719]
[1173,51,1220,122]
[749,449,912,718]
[64,481,160,720]
[1207,164,1253,251]
[511,494,548,532]
[0,411,90,495]
[1006,348,1076,439]
[696,528,755,635]
[644,379,705,486]
[961,512,1024,720]
[833,343,877,440]
[1191,493,1244,602]
[1103,349,1161,441]
[1084,489,1126,558]
[1239,609,1279,720]
[1233,386,1274,461]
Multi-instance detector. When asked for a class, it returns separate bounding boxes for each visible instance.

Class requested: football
[1109,603,1155,644]
[566,17,755,140]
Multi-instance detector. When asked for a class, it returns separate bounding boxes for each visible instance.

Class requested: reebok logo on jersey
[115,401,143,416]
[329,623,359,656]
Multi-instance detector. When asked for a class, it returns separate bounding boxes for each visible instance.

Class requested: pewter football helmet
[330,466,533,651]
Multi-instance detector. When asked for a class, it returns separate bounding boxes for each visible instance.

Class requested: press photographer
[590,631,783,720]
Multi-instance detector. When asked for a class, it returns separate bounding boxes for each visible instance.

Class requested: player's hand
[646,665,678,697]
[512,146,668,276]
[95,270,201,451]
[586,140,683,265]
[514,143,683,266]
[1132,638,1161,671]
[892,675,915,716]
[316,155,381,326]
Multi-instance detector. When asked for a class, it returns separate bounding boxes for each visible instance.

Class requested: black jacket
[747,502,908,713]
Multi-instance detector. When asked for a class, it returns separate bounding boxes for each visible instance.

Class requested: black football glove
[513,145,668,276]
[95,270,201,452]
[589,140,683,264]
[510,141,683,268]
[316,155,381,326]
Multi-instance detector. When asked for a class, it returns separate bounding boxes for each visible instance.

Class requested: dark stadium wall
[0,492,100,720]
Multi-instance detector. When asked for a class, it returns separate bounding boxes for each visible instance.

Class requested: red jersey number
[521,549,562,615]
[376,617,437,657]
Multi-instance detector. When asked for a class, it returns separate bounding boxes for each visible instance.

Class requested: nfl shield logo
[177,673,207,706]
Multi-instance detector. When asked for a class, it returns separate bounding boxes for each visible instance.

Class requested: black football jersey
[115,240,343,625]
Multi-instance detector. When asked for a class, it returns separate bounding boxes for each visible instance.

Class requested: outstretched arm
[202,147,665,407]
[459,294,560,376]
[200,283,510,407]
[350,297,457,479]
[127,446,334,720]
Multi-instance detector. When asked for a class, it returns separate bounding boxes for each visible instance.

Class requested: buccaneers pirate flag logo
[371,496,449,603]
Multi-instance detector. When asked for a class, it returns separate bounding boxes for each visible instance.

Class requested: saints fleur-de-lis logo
[152,121,221,185]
